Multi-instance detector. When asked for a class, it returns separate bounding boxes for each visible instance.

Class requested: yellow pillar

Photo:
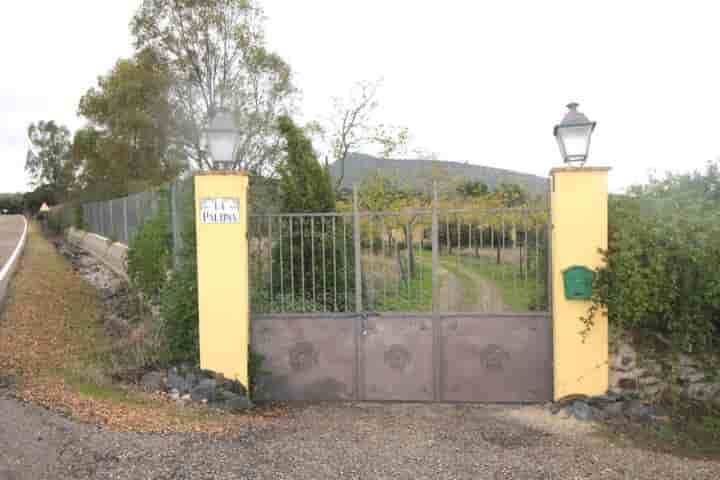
[551,167,610,400]
[194,172,250,388]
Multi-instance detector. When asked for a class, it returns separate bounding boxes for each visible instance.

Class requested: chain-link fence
[72,178,194,267]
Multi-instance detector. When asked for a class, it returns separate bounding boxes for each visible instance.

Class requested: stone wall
[609,333,720,406]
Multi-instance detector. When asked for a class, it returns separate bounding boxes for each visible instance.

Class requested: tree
[76,48,183,198]
[456,179,489,199]
[276,116,335,213]
[496,183,528,208]
[326,80,409,191]
[131,0,295,174]
[25,121,75,198]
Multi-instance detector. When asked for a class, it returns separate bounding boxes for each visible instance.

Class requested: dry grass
[0,223,286,435]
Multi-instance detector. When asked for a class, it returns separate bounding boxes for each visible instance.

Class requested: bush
[160,206,199,363]
[126,191,172,298]
[587,162,720,353]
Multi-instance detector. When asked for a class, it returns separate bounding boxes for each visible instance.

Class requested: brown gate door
[252,313,552,403]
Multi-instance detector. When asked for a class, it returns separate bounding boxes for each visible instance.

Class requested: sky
[2,0,720,194]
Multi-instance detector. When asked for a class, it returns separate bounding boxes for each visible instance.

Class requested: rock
[181,393,191,401]
[190,379,217,402]
[601,401,625,417]
[639,376,661,386]
[185,372,199,390]
[623,399,655,420]
[140,371,165,392]
[169,389,180,401]
[220,392,254,411]
[686,382,720,401]
[167,369,186,393]
[611,344,637,370]
[642,384,663,397]
[588,393,624,405]
[684,371,706,384]
[590,406,609,421]
[571,401,593,421]
[618,378,638,390]
[221,379,248,396]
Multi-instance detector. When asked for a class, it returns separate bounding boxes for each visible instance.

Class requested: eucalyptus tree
[76,48,183,197]
[25,120,75,199]
[131,0,295,174]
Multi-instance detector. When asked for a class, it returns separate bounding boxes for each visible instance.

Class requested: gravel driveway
[2,394,719,479]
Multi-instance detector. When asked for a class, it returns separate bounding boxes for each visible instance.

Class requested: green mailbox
[562,265,594,300]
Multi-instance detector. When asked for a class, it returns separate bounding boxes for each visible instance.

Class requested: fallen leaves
[0,224,284,437]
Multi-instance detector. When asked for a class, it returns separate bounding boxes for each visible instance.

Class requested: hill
[329,153,548,194]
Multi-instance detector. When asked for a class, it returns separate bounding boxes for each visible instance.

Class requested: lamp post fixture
[553,102,596,166]
[205,110,241,170]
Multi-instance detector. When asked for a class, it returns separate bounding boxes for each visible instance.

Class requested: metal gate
[249,186,552,402]
[252,313,552,402]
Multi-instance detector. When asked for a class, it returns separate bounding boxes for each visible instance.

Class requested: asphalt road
[0,215,25,275]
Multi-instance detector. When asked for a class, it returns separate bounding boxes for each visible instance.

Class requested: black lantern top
[553,102,596,165]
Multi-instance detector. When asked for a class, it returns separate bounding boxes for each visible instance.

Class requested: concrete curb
[0,216,29,309]
[66,227,129,281]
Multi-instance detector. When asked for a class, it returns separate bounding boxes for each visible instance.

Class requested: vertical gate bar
[300,217,305,312]
[353,186,363,312]
[432,183,440,313]
[311,219,316,309]
[322,217,327,312]
[332,217,337,312]
[368,217,374,310]
[395,238,401,301]
[268,216,273,311]
[445,213,451,309]
[415,221,421,307]
[456,215,461,309]
[512,219,518,308]
[279,217,284,312]
[289,217,295,306]
[343,219,348,311]
[535,222,540,310]
[431,182,441,401]
[524,210,530,283]
[381,216,387,306]
[501,215,506,291]
[406,223,411,302]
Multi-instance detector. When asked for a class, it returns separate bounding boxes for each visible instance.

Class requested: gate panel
[252,316,356,401]
[361,315,434,401]
[441,314,552,402]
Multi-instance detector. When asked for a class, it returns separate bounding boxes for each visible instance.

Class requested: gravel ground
[2,394,719,479]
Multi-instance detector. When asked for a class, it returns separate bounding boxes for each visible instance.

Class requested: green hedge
[588,163,720,353]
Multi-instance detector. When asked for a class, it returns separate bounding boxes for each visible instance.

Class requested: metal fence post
[107,200,113,239]
[431,181,440,313]
[123,197,129,244]
[353,185,363,312]
[170,181,181,270]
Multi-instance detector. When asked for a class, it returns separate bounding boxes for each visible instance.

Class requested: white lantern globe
[553,102,596,165]
[205,110,241,170]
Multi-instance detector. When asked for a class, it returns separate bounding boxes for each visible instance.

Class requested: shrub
[587,162,720,353]
[126,192,172,298]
